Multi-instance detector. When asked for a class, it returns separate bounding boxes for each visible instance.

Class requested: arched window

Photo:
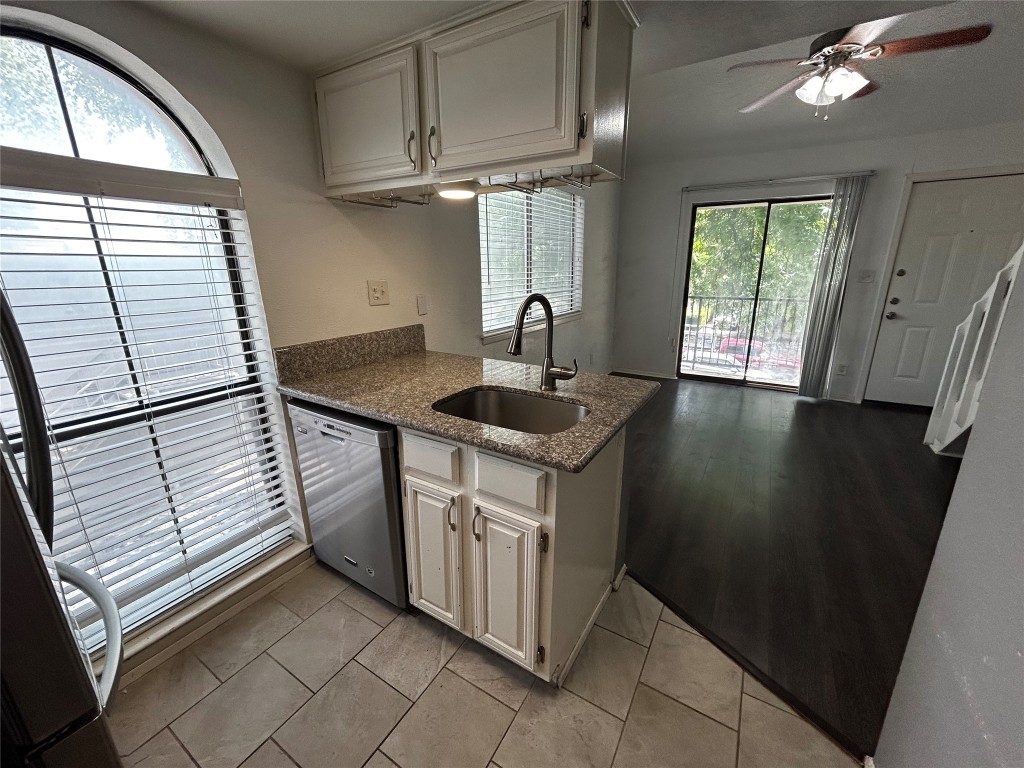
[1,29,296,650]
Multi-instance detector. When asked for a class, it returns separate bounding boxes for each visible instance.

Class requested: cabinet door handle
[472,505,482,541]
[446,497,457,531]
[406,130,416,169]
[427,126,438,168]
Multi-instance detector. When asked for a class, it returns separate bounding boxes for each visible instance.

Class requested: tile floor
[109,562,861,768]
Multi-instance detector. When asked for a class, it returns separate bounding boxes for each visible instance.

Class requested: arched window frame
[0,9,300,654]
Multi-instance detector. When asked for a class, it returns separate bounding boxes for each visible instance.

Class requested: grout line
[269,737,302,768]
[735,692,743,768]
[164,652,289,757]
[444,659,528,714]
[592,619,656,650]
[636,681,741,733]
[263,651,316,697]
[338,585,402,628]
[188,647,221,685]
[354,659,416,705]
[608,624,655,766]
[743,676,796,716]
[486,675,536,767]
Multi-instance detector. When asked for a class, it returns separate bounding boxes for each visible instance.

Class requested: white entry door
[866,174,1024,405]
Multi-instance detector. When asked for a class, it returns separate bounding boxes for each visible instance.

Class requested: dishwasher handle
[319,431,347,446]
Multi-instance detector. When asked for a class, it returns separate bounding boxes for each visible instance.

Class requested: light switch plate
[416,293,430,316]
[367,280,389,306]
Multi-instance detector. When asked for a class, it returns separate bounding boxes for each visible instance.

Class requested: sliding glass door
[678,197,832,388]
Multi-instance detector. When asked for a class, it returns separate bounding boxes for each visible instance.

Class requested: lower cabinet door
[471,499,540,670]
[405,478,462,628]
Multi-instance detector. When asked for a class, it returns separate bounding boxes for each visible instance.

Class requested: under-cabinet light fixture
[435,180,480,200]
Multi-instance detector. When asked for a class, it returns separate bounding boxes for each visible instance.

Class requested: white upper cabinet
[314,1,634,199]
[315,46,420,187]
[422,1,581,171]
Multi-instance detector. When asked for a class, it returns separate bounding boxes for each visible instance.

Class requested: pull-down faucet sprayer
[507,293,578,392]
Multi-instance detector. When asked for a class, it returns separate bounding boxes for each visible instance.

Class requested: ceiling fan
[729,16,993,118]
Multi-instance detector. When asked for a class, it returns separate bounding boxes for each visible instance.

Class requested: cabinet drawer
[403,433,460,484]
[475,452,546,513]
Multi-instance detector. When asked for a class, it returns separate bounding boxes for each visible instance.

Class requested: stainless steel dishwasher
[287,401,406,608]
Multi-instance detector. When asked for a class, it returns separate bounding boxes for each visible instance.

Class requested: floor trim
[112,543,313,686]
[553,581,613,688]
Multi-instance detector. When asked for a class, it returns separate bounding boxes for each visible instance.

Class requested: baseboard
[612,564,627,590]
[553,581,612,687]
[114,543,313,686]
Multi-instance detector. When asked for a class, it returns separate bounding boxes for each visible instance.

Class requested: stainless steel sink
[432,387,590,434]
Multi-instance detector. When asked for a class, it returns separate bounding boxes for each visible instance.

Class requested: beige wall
[11,1,619,372]
[611,121,1024,400]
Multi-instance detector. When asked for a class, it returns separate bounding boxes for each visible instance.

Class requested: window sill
[481,311,583,345]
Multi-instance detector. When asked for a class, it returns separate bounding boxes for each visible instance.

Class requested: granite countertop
[278,350,659,473]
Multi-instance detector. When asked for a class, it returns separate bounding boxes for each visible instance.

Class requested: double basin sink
[432,387,589,435]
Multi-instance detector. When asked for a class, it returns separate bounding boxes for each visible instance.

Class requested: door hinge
[539,532,549,553]
[537,645,546,663]
[578,112,588,139]
[581,0,591,29]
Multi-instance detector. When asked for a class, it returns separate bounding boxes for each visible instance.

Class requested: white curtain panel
[798,174,869,398]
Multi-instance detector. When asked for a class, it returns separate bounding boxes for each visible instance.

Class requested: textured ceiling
[627,1,1024,165]
[630,0,945,75]
[140,0,496,72]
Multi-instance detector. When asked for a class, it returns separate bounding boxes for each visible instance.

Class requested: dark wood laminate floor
[619,377,961,759]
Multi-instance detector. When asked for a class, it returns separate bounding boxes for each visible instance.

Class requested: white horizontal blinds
[479,188,584,333]
[0,187,292,649]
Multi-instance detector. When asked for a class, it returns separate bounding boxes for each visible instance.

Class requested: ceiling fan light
[822,66,852,98]
[836,68,870,99]
[795,75,834,106]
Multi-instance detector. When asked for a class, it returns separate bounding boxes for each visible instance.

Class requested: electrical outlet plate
[416,294,429,316]
[367,280,389,306]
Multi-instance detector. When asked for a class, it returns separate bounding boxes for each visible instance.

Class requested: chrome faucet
[507,293,578,391]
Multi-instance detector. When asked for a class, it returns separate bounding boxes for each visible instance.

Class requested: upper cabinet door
[423,2,582,171]
[471,499,541,671]
[315,46,420,188]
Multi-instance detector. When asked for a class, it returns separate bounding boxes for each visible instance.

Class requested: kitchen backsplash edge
[274,324,426,382]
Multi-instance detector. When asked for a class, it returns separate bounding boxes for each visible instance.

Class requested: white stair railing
[925,241,1023,456]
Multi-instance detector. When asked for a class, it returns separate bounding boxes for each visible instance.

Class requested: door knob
[889,297,900,305]
[896,268,907,276]
[885,311,897,320]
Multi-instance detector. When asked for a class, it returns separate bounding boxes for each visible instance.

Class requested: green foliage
[688,200,830,302]
[1,36,202,171]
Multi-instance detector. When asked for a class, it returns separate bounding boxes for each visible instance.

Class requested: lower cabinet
[399,428,625,683]
[404,478,461,628]
[471,499,541,670]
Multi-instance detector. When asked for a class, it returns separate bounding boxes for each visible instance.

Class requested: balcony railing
[680,295,809,385]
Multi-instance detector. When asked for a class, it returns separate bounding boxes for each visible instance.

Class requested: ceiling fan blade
[739,73,814,114]
[838,14,906,47]
[874,24,993,58]
[728,58,807,71]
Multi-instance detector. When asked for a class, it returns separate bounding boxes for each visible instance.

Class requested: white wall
[611,121,1024,399]
[873,268,1023,768]
[12,1,619,372]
